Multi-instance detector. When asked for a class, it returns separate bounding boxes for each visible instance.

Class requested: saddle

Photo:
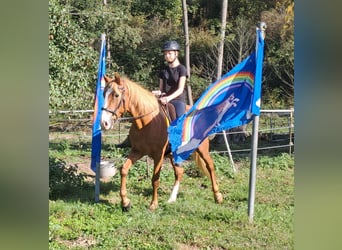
[116,102,176,149]
[159,102,177,124]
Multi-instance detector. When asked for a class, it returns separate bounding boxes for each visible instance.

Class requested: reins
[102,80,159,123]
[116,109,157,122]
[101,88,126,116]
[159,102,173,125]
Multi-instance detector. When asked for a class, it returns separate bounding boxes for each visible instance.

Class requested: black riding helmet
[161,41,180,51]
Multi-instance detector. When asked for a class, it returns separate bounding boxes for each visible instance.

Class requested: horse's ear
[114,72,122,85]
[103,75,110,83]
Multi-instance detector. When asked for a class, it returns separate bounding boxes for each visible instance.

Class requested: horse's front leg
[120,151,142,212]
[167,156,184,203]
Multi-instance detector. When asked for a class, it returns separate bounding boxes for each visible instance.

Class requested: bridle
[101,80,126,119]
[101,80,158,122]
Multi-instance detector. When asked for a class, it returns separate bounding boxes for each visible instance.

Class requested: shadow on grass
[48,155,165,206]
[49,156,121,203]
[49,141,128,154]
[210,132,293,158]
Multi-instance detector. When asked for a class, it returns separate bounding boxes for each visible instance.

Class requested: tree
[261,0,294,104]
[49,0,98,111]
[48,0,294,111]
[216,0,228,80]
[181,0,194,105]
[225,17,255,69]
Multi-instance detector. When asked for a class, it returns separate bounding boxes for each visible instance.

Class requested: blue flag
[91,35,106,172]
[168,29,264,164]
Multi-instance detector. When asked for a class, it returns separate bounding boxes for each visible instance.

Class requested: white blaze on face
[101,88,113,130]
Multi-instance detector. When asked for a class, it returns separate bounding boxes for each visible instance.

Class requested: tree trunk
[216,0,228,80]
[181,0,193,106]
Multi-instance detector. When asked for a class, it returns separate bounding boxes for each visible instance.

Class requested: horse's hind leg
[166,155,184,203]
[120,151,143,212]
[197,140,223,204]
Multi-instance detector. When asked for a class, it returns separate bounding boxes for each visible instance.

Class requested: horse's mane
[122,77,159,114]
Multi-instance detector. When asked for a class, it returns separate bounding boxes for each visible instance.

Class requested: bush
[49,157,88,200]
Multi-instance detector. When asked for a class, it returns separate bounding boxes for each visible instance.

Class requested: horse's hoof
[122,201,132,212]
[149,203,158,211]
[167,198,176,203]
[215,192,223,204]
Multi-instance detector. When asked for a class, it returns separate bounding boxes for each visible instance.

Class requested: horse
[101,73,223,211]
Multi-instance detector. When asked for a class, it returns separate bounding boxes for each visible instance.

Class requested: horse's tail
[192,151,210,178]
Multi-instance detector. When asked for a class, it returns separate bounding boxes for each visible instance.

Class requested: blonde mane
[122,77,159,114]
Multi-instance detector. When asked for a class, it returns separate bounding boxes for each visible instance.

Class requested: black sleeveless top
[158,64,187,102]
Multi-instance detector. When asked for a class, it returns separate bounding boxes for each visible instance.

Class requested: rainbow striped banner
[168,29,264,164]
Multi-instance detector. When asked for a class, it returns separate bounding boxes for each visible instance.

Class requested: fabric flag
[91,35,106,172]
[168,29,264,164]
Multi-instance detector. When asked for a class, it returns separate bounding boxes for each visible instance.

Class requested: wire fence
[49,108,294,157]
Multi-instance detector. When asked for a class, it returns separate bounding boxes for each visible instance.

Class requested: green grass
[49,138,294,249]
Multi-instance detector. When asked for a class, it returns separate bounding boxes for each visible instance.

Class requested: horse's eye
[114,94,119,98]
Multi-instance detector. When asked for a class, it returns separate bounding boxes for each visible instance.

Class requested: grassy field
[49,128,294,249]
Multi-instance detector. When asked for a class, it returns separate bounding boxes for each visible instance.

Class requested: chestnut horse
[101,73,223,211]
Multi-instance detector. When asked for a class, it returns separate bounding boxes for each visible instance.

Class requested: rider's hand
[159,96,168,105]
[152,90,161,96]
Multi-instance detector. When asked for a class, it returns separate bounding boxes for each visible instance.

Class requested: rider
[157,41,188,118]
[117,41,187,149]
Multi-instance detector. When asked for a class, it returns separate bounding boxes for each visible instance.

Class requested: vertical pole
[216,0,228,80]
[289,108,293,155]
[95,0,108,203]
[216,0,235,172]
[248,22,266,223]
[95,162,100,202]
[248,115,259,223]
[222,130,236,173]
[181,0,193,106]
[94,33,106,203]
[118,121,121,143]
[107,36,111,70]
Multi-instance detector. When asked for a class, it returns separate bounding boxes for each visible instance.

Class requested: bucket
[99,161,117,178]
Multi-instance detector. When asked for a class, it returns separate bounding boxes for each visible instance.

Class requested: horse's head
[101,73,126,130]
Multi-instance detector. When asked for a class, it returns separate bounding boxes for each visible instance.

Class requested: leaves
[49,0,294,111]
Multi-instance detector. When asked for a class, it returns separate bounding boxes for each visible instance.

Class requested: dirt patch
[58,235,97,248]
[73,158,117,183]
[74,159,95,177]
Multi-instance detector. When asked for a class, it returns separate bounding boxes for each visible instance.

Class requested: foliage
[49,156,90,200]
[49,151,294,249]
[190,26,220,82]
[225,16,255,67]
[229,0,277,22]
[257,153,294,170]
[188,74,210,101]
[132,0,183,25]
[49,0,294,111]
[49,122,294,248]
[49,0,98,111]
[262,87,288,109]
[261,0,294,101]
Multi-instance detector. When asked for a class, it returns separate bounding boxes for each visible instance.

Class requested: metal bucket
[99,161,117,178]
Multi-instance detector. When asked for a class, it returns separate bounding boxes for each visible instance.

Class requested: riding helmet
[161,41,180,51]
